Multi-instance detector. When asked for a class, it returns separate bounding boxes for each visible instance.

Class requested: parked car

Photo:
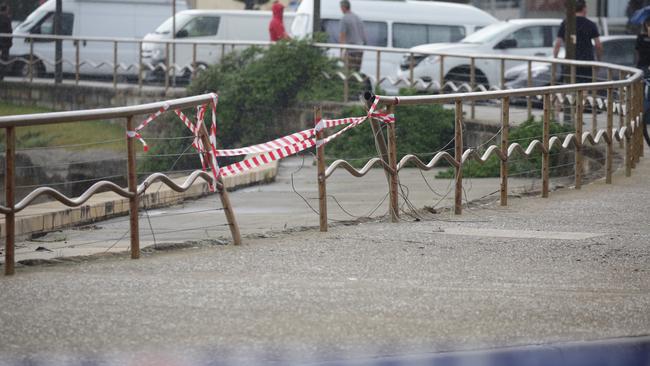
[10,0,187,78]
[142,9,295,81]
[503,35,636,90]
[396,19,562,92]
[291,0,498,93]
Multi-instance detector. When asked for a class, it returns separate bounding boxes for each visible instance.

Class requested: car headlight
[424,55,440,65]
[153,48,165,60]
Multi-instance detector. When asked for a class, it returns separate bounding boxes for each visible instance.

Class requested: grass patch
[0,102,125,151]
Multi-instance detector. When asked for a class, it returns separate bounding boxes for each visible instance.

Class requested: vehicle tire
[178,62,207,84]
[13,58,45,78]
[444,66,488,93]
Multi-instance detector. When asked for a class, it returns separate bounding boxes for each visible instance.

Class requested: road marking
[440,228,602,240]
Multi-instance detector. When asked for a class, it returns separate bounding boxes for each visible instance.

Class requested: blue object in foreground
[630,6,650,25]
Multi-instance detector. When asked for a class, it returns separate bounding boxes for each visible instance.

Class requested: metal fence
[0,37,645,276]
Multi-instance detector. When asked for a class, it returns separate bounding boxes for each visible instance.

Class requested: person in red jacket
[269,0,290,41]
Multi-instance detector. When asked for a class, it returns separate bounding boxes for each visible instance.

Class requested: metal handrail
[0,93,215,127]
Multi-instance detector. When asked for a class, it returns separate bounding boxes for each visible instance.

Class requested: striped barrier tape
[218,96,395,176]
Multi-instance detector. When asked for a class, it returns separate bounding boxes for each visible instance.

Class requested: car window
[504,26,547,48]
[602,39,635,66]
[321,19,387,47]
[180,16,220,37]
[392,23,465,49]
[32,12,74,35]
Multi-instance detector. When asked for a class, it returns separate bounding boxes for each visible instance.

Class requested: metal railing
[1,36,646,275]
[314,57,644,230]
[0,93,242,276]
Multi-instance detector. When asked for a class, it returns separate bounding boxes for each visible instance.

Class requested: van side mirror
[496,39,517,49]
[176,29,189,38]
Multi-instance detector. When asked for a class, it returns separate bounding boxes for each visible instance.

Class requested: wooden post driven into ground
[454,100,463,215]
[625,85,632,178]
[4,127,16,276]
[197,124,242,245]
[387,104,399,222]
[315,107,328,232]
[126,116,140,259]
[575,90,583,189]
[542,93,550,198]
[606,87,614,184]
[500,97,509,206]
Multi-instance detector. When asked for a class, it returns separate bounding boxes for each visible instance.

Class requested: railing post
[454,100,463,215]
[638,81,645,158]
[470,57,476,120]
[387,104,398,222]
[542,93,550,198]
[192,43,197,80]
[165,42,170,95]
[619,70,625,148]
[343,50,349,103]
[626,84,634,172]
[606,87,613,184]
[550,62,556,87]
[375,50,381,90]
[500,96,509,206]
[4,126,16,276]
[575,90,583,189]
[315,106,327,232]
[591,66,598,135]
[75,40,80,85]
[113,41,118,90]
[138,41,144,93]
[527,60,532,120]
[29,41,34,82]
[197,123,242,245]
[439,55,445,94]
[500,58,505,90]
[409,52,414,88]
[126,116,140,259]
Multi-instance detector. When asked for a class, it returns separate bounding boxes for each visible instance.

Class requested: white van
[290,0,498,92]
[10,0,187,77]
[141,9,295,80]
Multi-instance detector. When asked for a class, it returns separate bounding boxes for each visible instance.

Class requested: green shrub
[188,39,341,148]
[436,118,573,178]
[324,89,455,167]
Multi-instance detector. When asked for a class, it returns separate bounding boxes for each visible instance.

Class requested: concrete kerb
[0,159,277,242]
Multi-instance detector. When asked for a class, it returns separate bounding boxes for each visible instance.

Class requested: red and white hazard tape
[218,96,395,176]
[215,128,315,157]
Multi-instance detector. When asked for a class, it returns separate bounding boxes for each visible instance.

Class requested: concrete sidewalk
[0,154,647,364]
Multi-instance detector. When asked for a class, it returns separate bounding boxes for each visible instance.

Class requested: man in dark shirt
[0,2,12,80]
[636,18,650,72]
[552,0,603,83]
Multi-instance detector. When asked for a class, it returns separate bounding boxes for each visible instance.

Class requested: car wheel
[13,58,44,78]
[444,66,488,93]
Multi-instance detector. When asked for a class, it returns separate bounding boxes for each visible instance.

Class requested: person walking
[636,17,650,72]
[338,0,366,73]
[552,0,602,83]
[0,2,12,81]
[269,0,290,41]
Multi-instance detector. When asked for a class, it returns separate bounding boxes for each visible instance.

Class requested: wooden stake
[315,106,327,232]
[575,90,583,189]
[198,124,242,245]
[126,116,140,259]
[542,93,550,198]
[454,100,463,215]
[387,104,398,222]
[500,97,509,206]
[4,126,15,276]
[606,87,613,184]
